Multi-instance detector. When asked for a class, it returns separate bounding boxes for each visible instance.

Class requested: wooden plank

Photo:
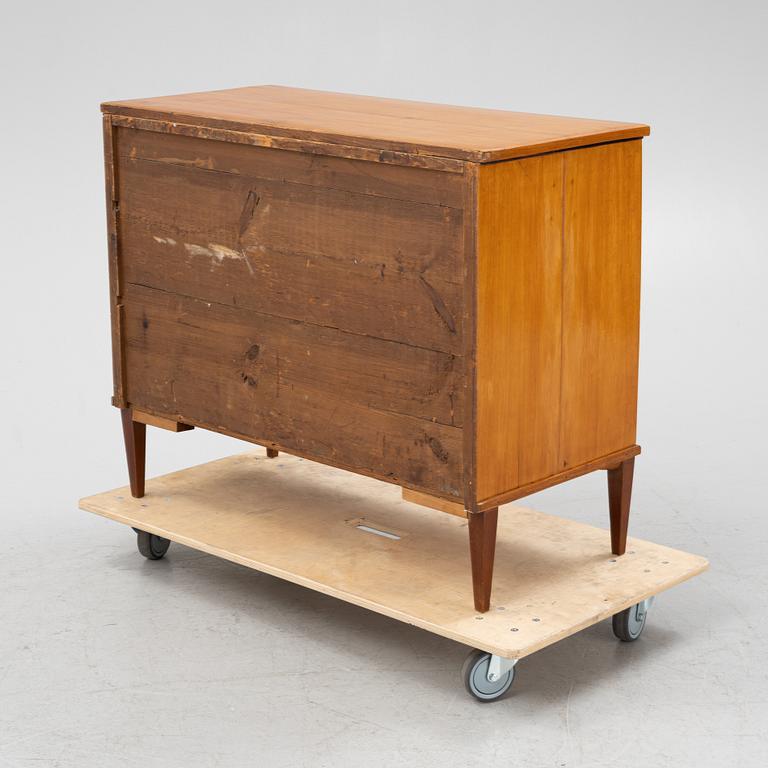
[559,141,642,469]
[115,137,464,354]
[102,115,126,407]
[123,282,461,427]
[122,283,463,496]
[402,488,466,518]
[475,154,564,501]
[131,408,193,432]
[118,127,466,206]
[111,115,467,173]
[102,85,650,163]
[79,451,708,658]
[461,163,479,510]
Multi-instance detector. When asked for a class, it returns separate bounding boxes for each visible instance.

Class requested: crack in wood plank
[418,274,457,334]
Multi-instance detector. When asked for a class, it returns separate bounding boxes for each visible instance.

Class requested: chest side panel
[112,128,466,497]
[559,141,641,468]
[475,154,564,501]
[475,141,642,504]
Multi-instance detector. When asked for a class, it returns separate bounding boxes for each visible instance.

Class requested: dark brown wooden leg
[121,408,146,498]
[608,457,635,555]
[266,448,279,458]
[468,507,498,613]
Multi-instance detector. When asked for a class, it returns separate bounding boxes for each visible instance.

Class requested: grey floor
[2,432,766,768]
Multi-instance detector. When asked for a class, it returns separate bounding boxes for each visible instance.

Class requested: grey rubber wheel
[136,530,171,560]
[461,649,515,702]
[612,602,647,642]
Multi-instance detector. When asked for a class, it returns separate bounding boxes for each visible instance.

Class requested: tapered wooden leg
[266,448,279,458]
[468,507,498,613]
[121,408,146,498]
[608,457,634,555]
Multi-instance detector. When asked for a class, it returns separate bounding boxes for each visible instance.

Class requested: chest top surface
[102,85,649,163]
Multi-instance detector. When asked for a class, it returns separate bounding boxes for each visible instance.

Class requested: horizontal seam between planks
[124,280,463,357]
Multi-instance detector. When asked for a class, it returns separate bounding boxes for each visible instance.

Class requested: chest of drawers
[102,86,648,612]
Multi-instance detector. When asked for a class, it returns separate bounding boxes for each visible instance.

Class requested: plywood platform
[79,452,708,659]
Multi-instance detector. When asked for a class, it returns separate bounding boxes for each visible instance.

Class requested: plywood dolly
[80,452,707,704]
[127,521,658,702]
[126,523,659,703]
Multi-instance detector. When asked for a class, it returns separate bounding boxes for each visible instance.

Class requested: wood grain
[131,408,193,432]
[475,154,564,501]
[120,408,145,498]
[559,141,642,469]
[402,488,466,518]
[111,114,466,173]
[79,451,707,657]
[468,508,498,612]
[102,85,650,163]
[474,140,642,504]
[608,457,635,556]
[115,131,464,354]
[475,444,640,512]
[122,283,463,496]
[461,163,479,510]
[103,115,126,407]
[118,128,466,206]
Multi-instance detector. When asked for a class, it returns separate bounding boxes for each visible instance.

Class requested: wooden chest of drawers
[102,86,649,612]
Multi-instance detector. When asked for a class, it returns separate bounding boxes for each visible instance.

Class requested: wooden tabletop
[102,85,650,163]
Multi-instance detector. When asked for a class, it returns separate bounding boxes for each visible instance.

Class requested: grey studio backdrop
[1,1,766,766]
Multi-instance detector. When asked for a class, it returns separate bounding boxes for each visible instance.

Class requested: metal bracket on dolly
[487,654,517,683]
[635,595,655,622]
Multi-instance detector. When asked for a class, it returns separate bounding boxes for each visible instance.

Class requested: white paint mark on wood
[209,243,244,262]
[184,243,254,275]
[184,243,214,258]
[153,236,177,246]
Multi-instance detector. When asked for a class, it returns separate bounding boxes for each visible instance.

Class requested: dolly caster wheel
[133,528,170,560]
[461,649,516,702]
[613,599,653,642]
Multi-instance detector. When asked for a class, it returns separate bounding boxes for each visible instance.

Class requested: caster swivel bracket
[635,596,655,623]
[487,654,517,683]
